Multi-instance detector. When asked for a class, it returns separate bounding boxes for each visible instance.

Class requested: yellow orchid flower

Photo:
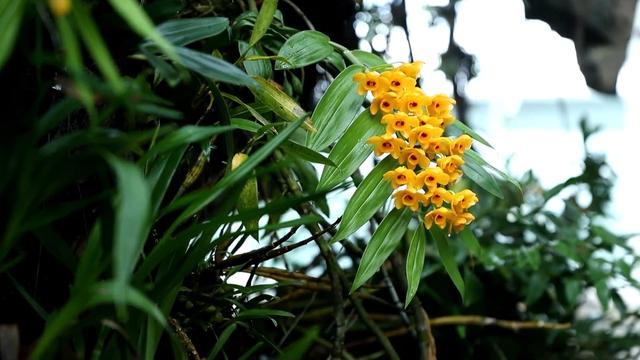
[452,189,479,212]
[440,113,455,127]
[370,92,398,115]
[383,166,417,189]
[408,124,444,148]
[437,155,464,182]
[399,90,430,115]
[393,189,429,212]
[49,0,71,16]
[415,167,449,189]
[398,61,425,78]
[381,112,418,137]
[367,135,406,158]
[424,207,454,230]
[353,71,389,96]
[450,211,475,232]
[428,137,452,156]
[428,187,453,207]
[418,115,446,128]
[399,148,430,170]
[381,70,417,93]
[428,94,456,116]
[451,134,473,156]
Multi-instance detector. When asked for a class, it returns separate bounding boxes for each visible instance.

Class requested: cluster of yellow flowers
[353,62,478,233]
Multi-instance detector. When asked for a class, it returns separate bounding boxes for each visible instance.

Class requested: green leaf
[351,208,412,292]
[146,145,188,215]
[318,110,383,190]
[236,308,294,320]
[463,269,484,306]
[249,0,278,46]
[450,120,493,148]
[282,141,335,166]
[431,227,465,300]
[277,327,320,360]
[144,125,236,161]
[332,156,396,243]
[156,17,229,47]
[171,116,305,226]
[461,157,504,199]
[405,226,427,306]
[0,0,25,69]
[208,323,238,360]
[250,77,312,131]
[563,279,582,305]
[175,46,255,86]
[107,0,175,60]
[459,228,481,257]
[237,175,260,241]
[105,155,151,285]
[524,273,548,305]
[239,41,272,79]
[306,65,365,151]
[595,279,610,311]
[275,30,333,70]
[465,150,522,196]
[350,50,386,68]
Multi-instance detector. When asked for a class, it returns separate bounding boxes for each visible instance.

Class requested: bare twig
[281,0,315,30]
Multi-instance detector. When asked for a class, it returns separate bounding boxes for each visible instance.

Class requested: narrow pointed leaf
[306,65,365,151]
[175,46,255,86]
[208,323,238,360]
[239,41,272,79]
[351,208,412,292]
[459,227,481,257]
[332,156,396,243]
[461,157,503,199]
[249,0,278,46]
[451,119,493,148]
[156,17,229,47]
[275,30,333,70]
[350,50,386,68]
[405,226,427,306]
[318,110,383,190]
[430,227,465,300]
[0,0,25,69]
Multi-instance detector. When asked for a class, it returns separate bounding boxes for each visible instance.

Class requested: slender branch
[281,0,315,30]
[170,318,201,360]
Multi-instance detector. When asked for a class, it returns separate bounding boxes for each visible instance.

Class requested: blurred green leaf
[332,156,396,243]
[351,208,412,292]
[275,30,333,70]
[0,0,25,69]
[451,119,493,149]
[305,65,365,151]
[208,323,238,360]
[405,226,427,306]
[459,228,482,258]
[318,110,383,190]
[595,279,610,311]
[277,327,320,360]
[525,273,548,305]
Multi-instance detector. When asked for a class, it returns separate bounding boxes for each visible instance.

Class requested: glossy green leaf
[249,0,278,46]
[107,0,175,60]
[405,226,426,307]
[275,30,333,70]
[144,125,236,161]
[430,227,465,300]
[351,208,412,292]
[156,17,229,47]
[306,65,365,151]
[239,41,272,79]
[0,0,25,69]
[465,150,522,195]
[208,323,238,360]
[250,77,312,131]
[350,50,387,68]
[461,156,503,199]
[317,110,383,190]
[332,156,396,243]
[451,119,493,148]
[105,155,151,285]
[175,46,255,86]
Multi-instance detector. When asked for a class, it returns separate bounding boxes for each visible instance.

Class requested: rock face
[525,0,637,94]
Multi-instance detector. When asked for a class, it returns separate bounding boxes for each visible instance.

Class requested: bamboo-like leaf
[156,17,229,47]
[105,155,151,285]
[451,119,493,148]
[459,227,481,257]
[332,156,396,243]
[239,41,272,79]
[175,46,255,86]
[208,323,238,360]
[249,0,278,46]
[236,308,294,320]
[143,125,236,161]
[351,208,412,292]
[405,226,426,306]
[461,157,504,199]
[465,149,522,195]
[350,50,386,68]
[250,76,313,130]
[275,30,333,70]
[282,141,335,166]
[0,0,25,69]
[107,0,175,60]
[317,110,383,190]
[430,227,465,300]
[306,65,365,151]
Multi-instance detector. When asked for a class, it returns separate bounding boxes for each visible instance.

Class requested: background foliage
[1,0,638,359]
